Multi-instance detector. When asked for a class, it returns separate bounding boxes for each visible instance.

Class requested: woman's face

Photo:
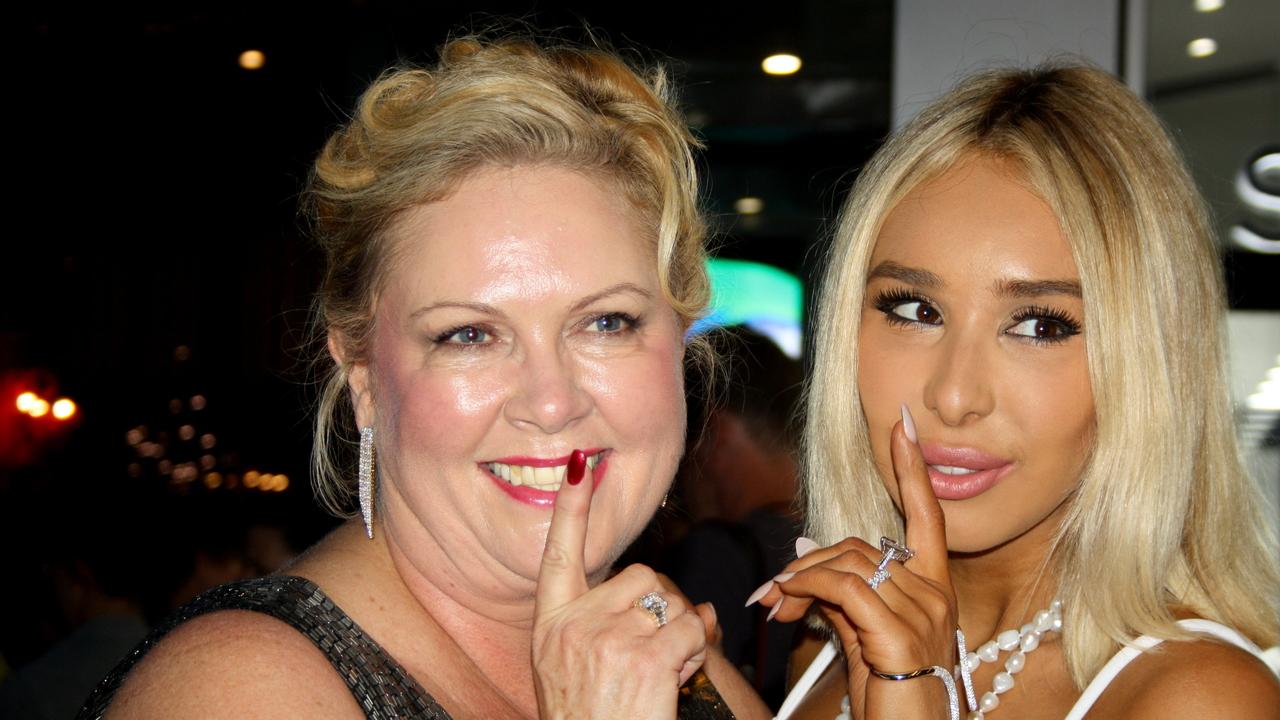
[857,157,1095,553]
[350,165,686,598]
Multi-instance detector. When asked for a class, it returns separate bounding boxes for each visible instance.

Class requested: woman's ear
[329,331,374,429]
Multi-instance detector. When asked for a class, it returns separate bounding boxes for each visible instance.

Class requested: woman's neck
[385,522,544,718]
[948,515,1063,644]
[295,521,540,719]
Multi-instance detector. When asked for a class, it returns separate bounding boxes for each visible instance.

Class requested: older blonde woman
[753,65,1280,719]
[79,34,768,720]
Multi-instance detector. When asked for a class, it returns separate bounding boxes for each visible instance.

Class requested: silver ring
[867,537,914,590]
[635,592,668,627]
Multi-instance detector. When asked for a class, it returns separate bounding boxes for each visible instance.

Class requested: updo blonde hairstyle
[305,34,710,514]
[803,64,1279,686]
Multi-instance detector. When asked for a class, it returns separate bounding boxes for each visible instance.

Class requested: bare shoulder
[106,609,362,719]
[1095,636,1280,719]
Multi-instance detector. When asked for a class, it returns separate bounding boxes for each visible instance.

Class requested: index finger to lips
[535,449,593,614]
[892,411,949,584]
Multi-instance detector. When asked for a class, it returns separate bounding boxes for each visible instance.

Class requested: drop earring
[359,426,375,539]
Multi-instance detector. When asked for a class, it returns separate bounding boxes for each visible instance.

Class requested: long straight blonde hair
[803,64,1280,686]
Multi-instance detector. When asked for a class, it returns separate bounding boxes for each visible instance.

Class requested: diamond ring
[635,591,669,627]
[867,537,914,590]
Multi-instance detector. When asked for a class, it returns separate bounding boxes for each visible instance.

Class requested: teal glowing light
[691,258,804,357]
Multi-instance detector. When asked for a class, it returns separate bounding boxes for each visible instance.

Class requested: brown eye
[914,304,940,324]
[889,300,942,325]
[1010,318,1060,338]
[1007,314,1080,344]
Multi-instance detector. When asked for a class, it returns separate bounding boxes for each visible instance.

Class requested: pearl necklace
[831,600,1064,720]
[956,599,1064,719]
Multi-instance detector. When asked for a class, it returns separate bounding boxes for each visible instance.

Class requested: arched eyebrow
[866,261,942,288]
[568,282,653,313]
[409,283,653,320]
[993,278,1082,298]
[410,300,504,321]
[868,261,1082,298]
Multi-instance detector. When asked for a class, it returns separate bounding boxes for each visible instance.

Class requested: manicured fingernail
[567,449,586,485]
[745,579,774,607]
[766,598,783,622]
[796,537,819,558]
[773,571,795,583]
[900,403,918,443]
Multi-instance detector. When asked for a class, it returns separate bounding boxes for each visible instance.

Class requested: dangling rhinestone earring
[358,426,375,539]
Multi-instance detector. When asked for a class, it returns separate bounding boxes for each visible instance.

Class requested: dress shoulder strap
[1063,618,1266,720]
[774,640,839,720]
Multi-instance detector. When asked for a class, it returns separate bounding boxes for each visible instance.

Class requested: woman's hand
[532,450,709,720]
[756,409,958,720]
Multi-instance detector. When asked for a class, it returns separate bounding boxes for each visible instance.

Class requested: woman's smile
[482,450,607,506]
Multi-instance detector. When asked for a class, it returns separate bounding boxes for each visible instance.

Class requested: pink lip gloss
[919,443,1014,501]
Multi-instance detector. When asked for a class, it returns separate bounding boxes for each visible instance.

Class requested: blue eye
[437,326,490,345]
[588,313,637,333]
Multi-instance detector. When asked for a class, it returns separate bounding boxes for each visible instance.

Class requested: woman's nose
[502,343,593,434]
[922,330,995,427]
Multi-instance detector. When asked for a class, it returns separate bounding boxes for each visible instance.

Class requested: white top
[775,619,1269,720]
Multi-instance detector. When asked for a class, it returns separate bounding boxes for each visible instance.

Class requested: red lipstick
[480,450,607,508]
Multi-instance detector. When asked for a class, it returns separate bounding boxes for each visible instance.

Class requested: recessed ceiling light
[762,54,802,76]
[239,49,266,70]
[735,197,764,215]
[1187,38,1218,58]
[1195,0,1224,12]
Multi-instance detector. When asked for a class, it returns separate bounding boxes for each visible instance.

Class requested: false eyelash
[871,287,932,312]
[871,287,940,327]
[1012,305,1082,334]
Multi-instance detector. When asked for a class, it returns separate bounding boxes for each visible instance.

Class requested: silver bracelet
[867,663,960,720]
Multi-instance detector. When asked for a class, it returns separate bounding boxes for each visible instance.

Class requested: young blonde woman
[751,65,1280,719]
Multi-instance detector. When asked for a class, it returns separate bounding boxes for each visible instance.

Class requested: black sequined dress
[78,575,736,719]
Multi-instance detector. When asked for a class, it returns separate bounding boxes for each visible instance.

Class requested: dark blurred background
[3,1,896,698]
[3,1,1276,715]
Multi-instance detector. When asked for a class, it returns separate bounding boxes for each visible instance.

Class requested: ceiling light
[735,197,764,215]
[1187,38,1218,58]
[16,391,38,413]
[239,49,266,71]
[51,399,76,420]
[1195,0,1224,12]
[27,398,50,418]
[762,54,802,76]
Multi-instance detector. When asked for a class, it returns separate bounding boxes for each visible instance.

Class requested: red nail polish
[567,449,586,485]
